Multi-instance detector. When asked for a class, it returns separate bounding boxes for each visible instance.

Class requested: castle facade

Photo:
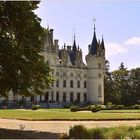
[41,25,106,106]
[0,25,106,108]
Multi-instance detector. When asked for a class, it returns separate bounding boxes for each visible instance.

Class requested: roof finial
[72,27,77,52]
[73,27,76,42]
[93,18,96,32]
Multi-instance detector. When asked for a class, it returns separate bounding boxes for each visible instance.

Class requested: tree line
[105,61,140,105]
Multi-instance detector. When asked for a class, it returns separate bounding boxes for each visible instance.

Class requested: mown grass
[0,109,140,120]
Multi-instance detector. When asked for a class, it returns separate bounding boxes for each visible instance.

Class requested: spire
[101,36,105,50]
[89,20,97,55]
[72,34,77,52]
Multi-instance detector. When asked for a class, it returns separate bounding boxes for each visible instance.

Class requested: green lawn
[0,109,140,120]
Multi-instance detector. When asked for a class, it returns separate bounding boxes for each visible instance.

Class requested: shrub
[59,133,70,139]
[89,128,105,139]
[35,105,42,109]
[90,106,99,113]
[32,105,37,110]
[32,104,42,110]
[68,125,140,139]
[106,104,118,110]
[70,105,80,112]
[69,125,90,139]
[117,105,124,109]
[133,105,140,109]
[104,127,127,139]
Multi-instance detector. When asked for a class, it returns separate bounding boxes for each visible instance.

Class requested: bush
[106,104,118,110]
[32,105,42,110]
[117,105,124,109]
[70,105,80,112]
[69,125,90,139]
[132,105,140,109]
[59,133,70,139]
[89,128,105,139]
[90,106,99,113]
[68,125,140,139]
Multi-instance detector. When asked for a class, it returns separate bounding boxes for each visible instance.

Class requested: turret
[86,24,105,104]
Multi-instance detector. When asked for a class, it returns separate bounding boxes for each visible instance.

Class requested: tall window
[63,92,66,102]
[40,95,42,102]
[63,80,66,87]
[98,84,102,97]
[45,92,49,102]
[56,92,59,102]
[84,93,87,102]
[70,93,73,102]
[22,96,25,101]
[30,95,34,102]
[70,80,74,88]
[84,81,87,88]
[51,91,54,101]
[77,93,80,102]
[77,81,80,88]
[98,63,101,69]
[56,79,59,87]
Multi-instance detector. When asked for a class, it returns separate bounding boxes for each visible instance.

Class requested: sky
[35,0,140,71]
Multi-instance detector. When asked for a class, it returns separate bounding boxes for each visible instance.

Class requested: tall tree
[0,1,53,97]
[129,68,140,104]
[104,60,114,104]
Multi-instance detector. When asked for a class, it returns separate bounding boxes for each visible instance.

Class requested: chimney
[50,29,54,41]
[54,39,59,47]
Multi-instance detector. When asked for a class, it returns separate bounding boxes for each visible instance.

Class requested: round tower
[86,25,105,104]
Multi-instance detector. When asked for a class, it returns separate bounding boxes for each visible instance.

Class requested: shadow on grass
[0,128,60,139]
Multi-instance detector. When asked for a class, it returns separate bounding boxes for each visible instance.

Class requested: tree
[0,1,53,97]
[119,62,127,71]
[129,68,140,104]
[105,62,131,105]
[104,60,114,104]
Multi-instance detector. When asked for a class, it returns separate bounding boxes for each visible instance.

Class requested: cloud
[105,43,127,57]
[124,37,140,45]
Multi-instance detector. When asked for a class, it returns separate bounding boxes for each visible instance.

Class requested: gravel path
[0,118,140,134]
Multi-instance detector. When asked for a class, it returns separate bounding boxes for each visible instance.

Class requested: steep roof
[89,25,98,55]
